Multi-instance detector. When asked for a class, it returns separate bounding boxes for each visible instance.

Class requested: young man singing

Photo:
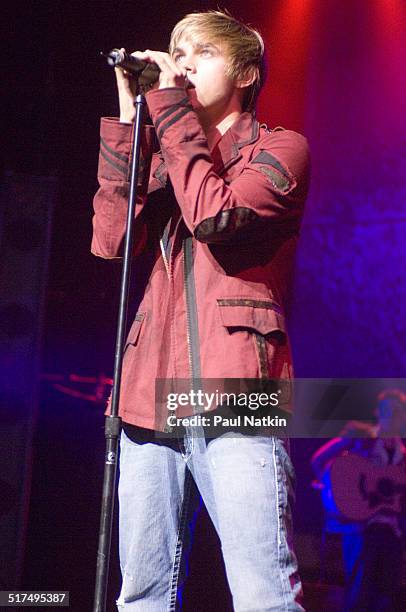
[92,10,310,611]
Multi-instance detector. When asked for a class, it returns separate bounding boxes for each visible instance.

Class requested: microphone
[101,48,160,86]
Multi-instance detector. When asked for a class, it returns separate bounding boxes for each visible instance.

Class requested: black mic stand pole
[93,78,146,612]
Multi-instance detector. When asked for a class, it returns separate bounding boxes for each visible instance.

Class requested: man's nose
[183,55,196,73]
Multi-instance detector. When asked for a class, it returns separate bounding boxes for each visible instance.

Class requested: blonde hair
[169,10,266,112]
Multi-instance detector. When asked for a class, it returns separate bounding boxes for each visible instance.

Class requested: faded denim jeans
[116,427,304,611]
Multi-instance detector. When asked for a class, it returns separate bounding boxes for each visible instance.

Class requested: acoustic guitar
[328,453,406,522]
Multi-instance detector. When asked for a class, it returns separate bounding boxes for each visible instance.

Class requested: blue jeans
[116,428,304,611]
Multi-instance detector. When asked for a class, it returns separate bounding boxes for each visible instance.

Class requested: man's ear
[235,67,257,90]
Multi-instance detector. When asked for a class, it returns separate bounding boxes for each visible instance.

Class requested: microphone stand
[93,80,147,612]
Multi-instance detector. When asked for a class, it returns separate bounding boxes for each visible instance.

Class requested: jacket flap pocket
[217,299,285,335]
[126,312,145,346]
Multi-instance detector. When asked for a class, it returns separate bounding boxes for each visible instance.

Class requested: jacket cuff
[98,117,156,192]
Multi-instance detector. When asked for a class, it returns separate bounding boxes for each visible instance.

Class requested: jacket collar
[213,112,260,175]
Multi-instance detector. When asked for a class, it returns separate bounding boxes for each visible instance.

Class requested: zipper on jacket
[160,238,170,277]
[160,205,183,280]
[160,219,172,432]
[161,214,183,432]
[183,237,202,402]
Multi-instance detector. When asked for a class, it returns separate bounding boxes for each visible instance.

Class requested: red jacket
[92,88,310,431]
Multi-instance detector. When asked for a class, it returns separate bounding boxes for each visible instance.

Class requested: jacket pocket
[217,298,285,335]
[124,312,146,351]
[216,298,287,379]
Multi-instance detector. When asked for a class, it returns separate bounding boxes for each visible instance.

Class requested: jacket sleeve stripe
[100,137,129,164]
[157,106,192,142]
[99,148,128,178]
[153,96,190,133]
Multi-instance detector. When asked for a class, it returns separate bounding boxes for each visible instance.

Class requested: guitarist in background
[311,389,406,612]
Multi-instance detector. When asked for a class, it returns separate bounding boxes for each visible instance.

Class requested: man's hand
[135,49,187,90]
[114,48,138,123]
[115,48,187,123]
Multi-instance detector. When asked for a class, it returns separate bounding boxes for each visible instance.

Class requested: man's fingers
[122,49,186,90]
[130,50,150,61]
[114,48,131,79]
[138,50,186,76]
